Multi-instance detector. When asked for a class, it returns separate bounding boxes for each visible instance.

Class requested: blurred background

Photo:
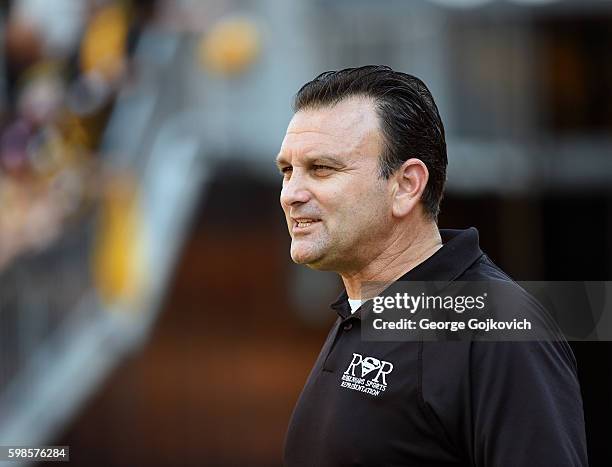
[0,0,610,465]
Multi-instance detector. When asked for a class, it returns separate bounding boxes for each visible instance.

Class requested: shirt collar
[330,227,484,320]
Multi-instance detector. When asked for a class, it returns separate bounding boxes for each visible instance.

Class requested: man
[277,66,587,466]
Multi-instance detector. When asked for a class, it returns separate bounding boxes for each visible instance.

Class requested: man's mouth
[292,218,321,231]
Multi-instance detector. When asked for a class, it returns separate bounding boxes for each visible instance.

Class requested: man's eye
[312,165,333,173]
[281,166,293,175]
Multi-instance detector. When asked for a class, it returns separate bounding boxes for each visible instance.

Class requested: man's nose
[280,171,311,207]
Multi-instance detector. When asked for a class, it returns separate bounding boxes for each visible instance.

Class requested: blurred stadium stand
[0,0,610,465]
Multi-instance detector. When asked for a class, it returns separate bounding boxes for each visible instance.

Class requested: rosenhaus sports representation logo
[340,353,394,397]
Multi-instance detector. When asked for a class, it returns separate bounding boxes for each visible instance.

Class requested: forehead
[279,96,382,161]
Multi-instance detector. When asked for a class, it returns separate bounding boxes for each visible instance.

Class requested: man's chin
[290,246,331,270]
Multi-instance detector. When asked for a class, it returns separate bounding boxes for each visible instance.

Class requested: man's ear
[391,158,429,218]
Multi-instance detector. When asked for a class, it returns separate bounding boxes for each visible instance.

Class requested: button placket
[322,318,359,372]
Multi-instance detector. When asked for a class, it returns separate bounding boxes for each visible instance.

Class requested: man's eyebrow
[305,155,345,167]
[275,155,289,169]
[274,154,346,169]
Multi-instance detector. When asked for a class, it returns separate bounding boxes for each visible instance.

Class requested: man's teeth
[297,220,316,227]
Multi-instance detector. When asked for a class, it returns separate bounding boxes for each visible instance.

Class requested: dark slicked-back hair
[293,65,447,221]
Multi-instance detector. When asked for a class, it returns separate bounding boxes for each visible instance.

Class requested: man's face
[277,96,394,272]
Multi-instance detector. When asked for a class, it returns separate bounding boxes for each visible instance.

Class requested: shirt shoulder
[459,253,513,281]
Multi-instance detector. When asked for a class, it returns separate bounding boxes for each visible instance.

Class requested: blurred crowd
[0,0,156,272]
[0,0,263,274]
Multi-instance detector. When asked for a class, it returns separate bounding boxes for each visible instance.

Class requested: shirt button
[343,322,353,331]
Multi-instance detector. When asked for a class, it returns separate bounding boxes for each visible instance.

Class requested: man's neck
[341,221,442,300]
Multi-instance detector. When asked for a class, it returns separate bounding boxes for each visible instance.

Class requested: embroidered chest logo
[340,353,394,397]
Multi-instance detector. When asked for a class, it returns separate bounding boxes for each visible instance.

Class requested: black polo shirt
[283,228,587,467]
